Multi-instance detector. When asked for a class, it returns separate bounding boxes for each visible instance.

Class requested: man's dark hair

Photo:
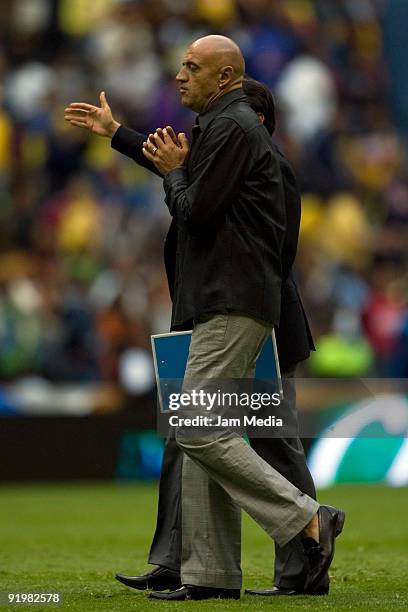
[243,77,276,135]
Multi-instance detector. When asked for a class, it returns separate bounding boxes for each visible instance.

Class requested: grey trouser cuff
[181,570,242,590]
[272,499,320,547]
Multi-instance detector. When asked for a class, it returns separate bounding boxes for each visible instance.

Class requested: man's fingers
[155,128,165,143]
[142,146,156,161]
[66,119,87,129]
[66,102,97,112]
[64,115,86,124]
[165,126,178,144]
[100,91,109,108]
[64,109,87,118]
[149,128,176,146]
[144,140,159,156]
[178,132,189,149]
[148,134,161,153]
[64,113,83,123]
[64,111,91,127]
[162,128,172,144]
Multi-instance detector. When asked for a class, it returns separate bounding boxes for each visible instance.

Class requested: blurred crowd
[0,0,407,413]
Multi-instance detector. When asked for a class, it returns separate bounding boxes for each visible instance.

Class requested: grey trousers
[148,368,318,591]
[175,312,319,589]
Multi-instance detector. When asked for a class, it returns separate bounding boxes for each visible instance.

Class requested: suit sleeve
[163,117,250,234]
[111,125,162,178]
[279,153,301,281]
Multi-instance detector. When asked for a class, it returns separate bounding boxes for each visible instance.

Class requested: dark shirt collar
[197,88,247,131]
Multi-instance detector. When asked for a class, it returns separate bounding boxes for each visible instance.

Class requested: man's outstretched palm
[64,91,120,138]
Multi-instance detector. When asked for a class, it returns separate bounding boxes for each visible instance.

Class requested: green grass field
[0,483,407,611]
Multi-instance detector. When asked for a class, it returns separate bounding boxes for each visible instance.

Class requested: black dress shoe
[245,578,330,597]
[115,566,181,591]
[245,586,299,596]
[305,571,329,595]
[303,505,345,594]
[149,585,240,601]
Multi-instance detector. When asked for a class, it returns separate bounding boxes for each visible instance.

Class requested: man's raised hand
[64,91,120,139]
[142,127,190,176]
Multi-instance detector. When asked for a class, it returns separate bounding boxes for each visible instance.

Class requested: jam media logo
[308,394,408,488]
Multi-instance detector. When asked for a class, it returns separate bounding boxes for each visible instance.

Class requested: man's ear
[218,66,234,89]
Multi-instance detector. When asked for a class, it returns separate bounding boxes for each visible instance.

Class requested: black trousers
[147,367,318,591]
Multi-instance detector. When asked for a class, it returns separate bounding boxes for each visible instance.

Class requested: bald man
[65,35,344,602]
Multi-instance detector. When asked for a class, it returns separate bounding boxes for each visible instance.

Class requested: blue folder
[151,330,282,413]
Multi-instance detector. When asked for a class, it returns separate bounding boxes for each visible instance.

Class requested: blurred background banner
[0,0,407,485]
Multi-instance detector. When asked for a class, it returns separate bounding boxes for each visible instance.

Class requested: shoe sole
[149,591,240,601]
[244,589,299,596]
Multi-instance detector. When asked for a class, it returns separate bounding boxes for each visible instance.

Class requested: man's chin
[180,96,200,112]
[180,93,189,105]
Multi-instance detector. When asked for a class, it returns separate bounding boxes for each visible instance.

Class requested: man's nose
[176,68,187,82]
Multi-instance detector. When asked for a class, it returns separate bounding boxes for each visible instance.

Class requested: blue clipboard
[151,330,283,413]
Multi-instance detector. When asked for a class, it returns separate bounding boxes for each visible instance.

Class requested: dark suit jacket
[161,91,286,328]
[276,152,315,370]
[111,121,314,371]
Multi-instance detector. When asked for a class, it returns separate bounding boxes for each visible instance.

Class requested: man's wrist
[165,166,186,178]
[167,164,185,173]
[108,120,121,139]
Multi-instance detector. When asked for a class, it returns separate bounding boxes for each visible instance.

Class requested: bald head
[191,35,245,81]
[176,35,245,112]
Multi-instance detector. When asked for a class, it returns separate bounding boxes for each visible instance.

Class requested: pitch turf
[0,483,407,611]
